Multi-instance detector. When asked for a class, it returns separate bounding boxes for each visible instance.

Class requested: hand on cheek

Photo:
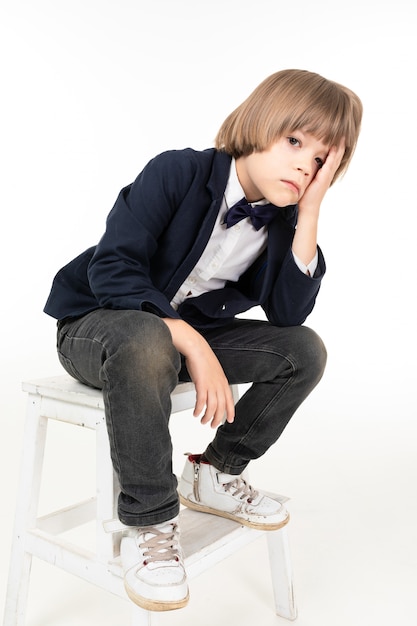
[300,141,346,214]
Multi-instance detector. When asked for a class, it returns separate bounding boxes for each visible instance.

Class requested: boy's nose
[296,165,311,177]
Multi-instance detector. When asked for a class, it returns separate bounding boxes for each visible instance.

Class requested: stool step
[106,508,265,581]
[180,508,263,571]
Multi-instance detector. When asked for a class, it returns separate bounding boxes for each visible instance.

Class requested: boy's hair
[215,69,363,183]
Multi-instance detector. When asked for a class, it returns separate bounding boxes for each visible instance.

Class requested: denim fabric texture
[57,309,326,526]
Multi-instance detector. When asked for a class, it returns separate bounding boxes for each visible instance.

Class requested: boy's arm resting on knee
[161,318,235,429]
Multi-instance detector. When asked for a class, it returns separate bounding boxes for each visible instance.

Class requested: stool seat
[3,375,297,625]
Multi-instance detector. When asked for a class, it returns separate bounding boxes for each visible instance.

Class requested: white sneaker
[179,454,289,530]
[120,517,189,611]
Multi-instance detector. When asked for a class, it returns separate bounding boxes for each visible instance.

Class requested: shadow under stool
[3,375,297,625]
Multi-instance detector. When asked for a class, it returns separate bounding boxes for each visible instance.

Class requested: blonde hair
[215,69,363,183]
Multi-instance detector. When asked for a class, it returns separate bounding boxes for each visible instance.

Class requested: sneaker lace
[139,525,181,565]
[222,476,259,503]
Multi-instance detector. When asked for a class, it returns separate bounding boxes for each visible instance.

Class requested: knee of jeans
[110,312,181,379]
[295,326,327,380]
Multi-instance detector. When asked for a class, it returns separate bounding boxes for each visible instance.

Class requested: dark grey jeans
[56,309,327,526]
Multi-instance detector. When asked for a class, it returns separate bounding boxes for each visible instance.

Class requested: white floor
[1,379,416,626]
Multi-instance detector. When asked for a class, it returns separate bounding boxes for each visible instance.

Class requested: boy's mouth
[281,180,300,195]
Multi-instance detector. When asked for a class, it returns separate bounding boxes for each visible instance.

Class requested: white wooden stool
[3,375,297,625]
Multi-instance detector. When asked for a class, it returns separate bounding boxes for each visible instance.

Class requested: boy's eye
[315,157,324,169]
[288,137,300,146]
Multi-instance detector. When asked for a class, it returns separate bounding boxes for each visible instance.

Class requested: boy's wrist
[297,200,321,220]
[161,317,205,357]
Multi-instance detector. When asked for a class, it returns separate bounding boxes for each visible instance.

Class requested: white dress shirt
[170,160,317,310]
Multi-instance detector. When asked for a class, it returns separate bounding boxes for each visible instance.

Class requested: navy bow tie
[223,198,278,231]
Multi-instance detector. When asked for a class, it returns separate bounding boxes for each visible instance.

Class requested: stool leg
[266,527,298,620]
[3,395,48,626]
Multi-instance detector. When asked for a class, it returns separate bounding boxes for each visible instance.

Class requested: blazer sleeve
[87,151,197,318]
[262,246,326,326]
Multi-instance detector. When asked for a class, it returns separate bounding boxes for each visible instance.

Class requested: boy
[44,69,362,611]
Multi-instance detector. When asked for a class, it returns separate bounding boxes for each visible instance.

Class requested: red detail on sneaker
[187,453,210,464]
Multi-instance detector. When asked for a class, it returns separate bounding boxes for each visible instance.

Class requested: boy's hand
[292,141,345,266]
[299,141,346,214]
[162,317,235,428]
[185,346,235,428]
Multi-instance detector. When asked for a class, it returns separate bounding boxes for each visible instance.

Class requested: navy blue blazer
[44,148,326,329]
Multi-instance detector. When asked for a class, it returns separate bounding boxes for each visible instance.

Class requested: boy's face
[236,131,330,205]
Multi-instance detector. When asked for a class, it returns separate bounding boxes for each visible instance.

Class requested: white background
[1,1,416,625]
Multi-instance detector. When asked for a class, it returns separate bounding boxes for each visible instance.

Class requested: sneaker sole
[124,582,189,612]
[179,494,290,530]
